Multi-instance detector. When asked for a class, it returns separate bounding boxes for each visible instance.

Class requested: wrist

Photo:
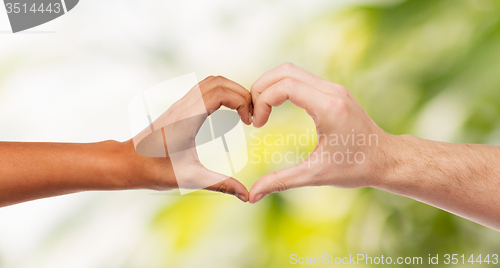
[106,140,157,190]
[117,140,176,191]
[371,133,416,190]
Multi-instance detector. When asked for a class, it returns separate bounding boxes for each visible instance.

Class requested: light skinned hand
[249,63,390,203]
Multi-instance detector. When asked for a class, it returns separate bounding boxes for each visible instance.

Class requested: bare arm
[380,135,500,230]
[249,63,500,231]
[0,140,146,207]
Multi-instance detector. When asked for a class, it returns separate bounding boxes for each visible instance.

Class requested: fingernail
[236,193,247,202]
[253,193,265,203]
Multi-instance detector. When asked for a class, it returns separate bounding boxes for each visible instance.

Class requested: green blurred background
[1,0,500,267]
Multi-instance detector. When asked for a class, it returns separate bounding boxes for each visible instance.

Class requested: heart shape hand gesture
[128,63,390,204]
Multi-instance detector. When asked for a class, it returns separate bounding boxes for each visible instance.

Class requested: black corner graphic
[3,0,79,33]
[65,0,78,12]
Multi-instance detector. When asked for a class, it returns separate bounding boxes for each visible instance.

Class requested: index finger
[200,76,251,104]
[200,76,252,124]
[251,63,328,105]
[252,77,325,128]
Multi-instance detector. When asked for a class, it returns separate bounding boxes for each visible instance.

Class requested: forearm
[377,134,500,230]
[0,141,155,207]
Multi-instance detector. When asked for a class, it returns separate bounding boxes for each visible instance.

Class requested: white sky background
[0,0,366,267]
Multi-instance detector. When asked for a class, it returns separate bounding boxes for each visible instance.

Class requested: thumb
[249,163,311,204]
[202,170,249,202]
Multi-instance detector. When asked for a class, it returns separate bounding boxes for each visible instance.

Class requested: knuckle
[335,85,349,95]
[330,98,349,114]
[281,77,297,88]
[215,181,229,194]
[250,85,262,96]
[213,75,225,83]
[244,90,252,102]
[272,179,288,193]
[250,83,258,93]
[335,84,353,100]
[280,62,296,71]
[213,86,225,96]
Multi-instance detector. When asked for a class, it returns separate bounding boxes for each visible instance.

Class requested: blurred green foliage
[151,0,500,267]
